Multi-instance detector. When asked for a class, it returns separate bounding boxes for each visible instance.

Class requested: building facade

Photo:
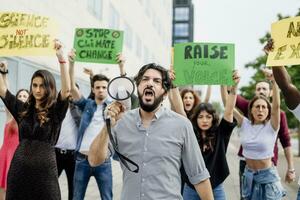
[172,0,194,45]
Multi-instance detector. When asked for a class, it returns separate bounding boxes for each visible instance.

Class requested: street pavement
[59,133,300,199]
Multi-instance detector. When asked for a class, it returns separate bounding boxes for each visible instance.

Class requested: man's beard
[138,91,164,112]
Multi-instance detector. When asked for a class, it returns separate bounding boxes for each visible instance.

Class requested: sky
[192,0,300,101]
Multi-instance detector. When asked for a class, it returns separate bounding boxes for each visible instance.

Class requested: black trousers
[55,148,76,200]
[239,160,247,200]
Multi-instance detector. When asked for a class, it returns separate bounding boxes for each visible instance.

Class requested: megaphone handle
[105,118,139,173]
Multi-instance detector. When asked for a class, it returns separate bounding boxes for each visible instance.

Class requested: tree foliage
[240,9,300,128]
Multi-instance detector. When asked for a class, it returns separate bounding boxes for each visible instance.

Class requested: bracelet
[0,70,8,74]
[59,60,66,64]
[120,73,127,77]
[288,169,295,173]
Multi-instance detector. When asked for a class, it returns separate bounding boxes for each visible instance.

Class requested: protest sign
[173,42,235,86]
[267,16,300,66]
[0,12,58,56]
[73,28,123,64]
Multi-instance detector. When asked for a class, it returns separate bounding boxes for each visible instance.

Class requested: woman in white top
[233,73,285,199]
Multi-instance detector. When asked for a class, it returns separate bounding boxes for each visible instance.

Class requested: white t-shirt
[240,117,278,160]
[289,103,300,122]
[56,108,78,150]
[80,104,105,152]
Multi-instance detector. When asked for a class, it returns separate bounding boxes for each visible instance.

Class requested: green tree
[240,9,300,129]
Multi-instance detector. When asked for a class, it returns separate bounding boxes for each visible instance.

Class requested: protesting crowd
[0,11,300,200]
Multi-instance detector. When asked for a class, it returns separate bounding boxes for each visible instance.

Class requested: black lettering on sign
[184,45,192,59]
[289,42,300,59]
[287,21,300,38]
[274,45,287,60]
[210,46,219,59]
[220,46,228,59]
[184,44,229,60]
[193,45,202,58]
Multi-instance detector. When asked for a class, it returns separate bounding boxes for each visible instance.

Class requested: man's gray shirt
[111,106,210,200]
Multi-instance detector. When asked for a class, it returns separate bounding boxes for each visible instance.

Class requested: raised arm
[272,66,300,110]
[203,85,211,103]
[0,61,8,98]
[221,80,243,126]
[0,61,13,120]
[88,101,124,166]
[264,39,300,110]
[68,49,82,101]
[262,68,280,130]
[116,53,126,76]
[167,66,186,117]
[223,71,240,123]
[54,40,70,100]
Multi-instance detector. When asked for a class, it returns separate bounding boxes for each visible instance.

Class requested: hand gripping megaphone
[106,76,139,173]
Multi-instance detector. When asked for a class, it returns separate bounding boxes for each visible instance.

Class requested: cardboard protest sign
[73,28,123,64]
[267,16,300,66]
[173,42,235,86]
[0,12,58,56]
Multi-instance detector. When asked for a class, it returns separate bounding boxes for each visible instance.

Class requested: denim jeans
[73,157,112,200]
[239,160,246,200]
[183,183,226,200]
[297,187,300,200]
[242,166,285,200]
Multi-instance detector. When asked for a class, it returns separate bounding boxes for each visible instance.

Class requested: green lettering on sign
[73,28,123,64]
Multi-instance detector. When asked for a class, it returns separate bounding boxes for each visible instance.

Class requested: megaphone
[105,76,139,173]
[107,76,135,110]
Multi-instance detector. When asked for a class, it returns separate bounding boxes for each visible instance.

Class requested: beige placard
[267,16,300,66]
[0,12,58,56]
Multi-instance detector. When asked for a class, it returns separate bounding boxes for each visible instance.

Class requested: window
[175,0,188,5]
[87,0,103,20]
[109,3,120,29]
[174,23,189,37]
[174,39,189,44]
[174,7,189,21]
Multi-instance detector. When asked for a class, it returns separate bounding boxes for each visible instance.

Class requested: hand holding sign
[262,68,274,82]
[54,39,65,62]
[266,16,300,66]
[0,61,8,73]
[263,39,275,55]
[68,49,76,64]
[116,53,126,75]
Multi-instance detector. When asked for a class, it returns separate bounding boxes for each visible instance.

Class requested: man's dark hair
[134,63,171,92]
[91,74,110,88]
[87,74,110,100]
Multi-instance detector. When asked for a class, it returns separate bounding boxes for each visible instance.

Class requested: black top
[1,90,69,145]
[1,90,69,200]
[182,118,236,189]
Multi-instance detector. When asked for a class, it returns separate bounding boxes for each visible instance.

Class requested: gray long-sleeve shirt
[111,106,210,200]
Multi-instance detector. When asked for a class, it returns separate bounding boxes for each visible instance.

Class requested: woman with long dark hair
[169,70,239,199]
[0,40,70,200]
